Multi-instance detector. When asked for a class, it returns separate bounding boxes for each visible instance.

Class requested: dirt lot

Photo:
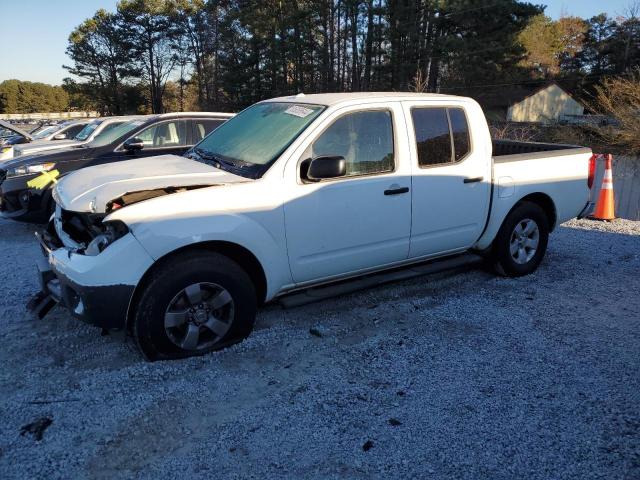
[0,217,639,479]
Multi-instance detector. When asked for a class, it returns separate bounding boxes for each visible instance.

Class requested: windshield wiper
[193,147,221,161]
[193,148,248,170]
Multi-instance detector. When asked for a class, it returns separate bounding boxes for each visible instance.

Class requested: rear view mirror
[306,155,346,181]
[53,133,67,140]
[124,137,145,151]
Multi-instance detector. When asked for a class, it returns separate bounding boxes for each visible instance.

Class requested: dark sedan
[0,112,232,223]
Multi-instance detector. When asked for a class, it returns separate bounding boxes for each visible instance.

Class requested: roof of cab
[155,111,235,119]
[264,92,470,106]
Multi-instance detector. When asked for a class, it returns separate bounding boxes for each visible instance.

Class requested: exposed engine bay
[105,185,212,213]
[43,184,213,256]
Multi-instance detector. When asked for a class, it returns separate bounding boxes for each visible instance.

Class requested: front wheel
[132,251,257,361]
[492,201,549,277]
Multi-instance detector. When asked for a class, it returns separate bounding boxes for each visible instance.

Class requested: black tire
[492,201,549,277]
[132,250,257,361]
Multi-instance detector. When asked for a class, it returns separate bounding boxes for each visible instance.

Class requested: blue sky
[0,0,630,85]
[543,0,630,19]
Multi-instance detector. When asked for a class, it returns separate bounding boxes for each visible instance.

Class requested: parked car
[0,112,232,223]
[0,120,34,160]
[12,116,142,159]
[0,120,91,161]
[31,93,594,360]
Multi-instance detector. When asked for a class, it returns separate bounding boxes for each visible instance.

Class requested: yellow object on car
[26,169,60,190]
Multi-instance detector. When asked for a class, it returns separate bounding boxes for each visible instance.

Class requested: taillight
[587,154,597,189]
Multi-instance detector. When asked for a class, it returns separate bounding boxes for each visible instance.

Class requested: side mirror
[123,137,145,151]
[53,133,67,140]
[306,155,346,181]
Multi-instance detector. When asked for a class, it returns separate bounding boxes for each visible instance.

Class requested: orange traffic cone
[590,154,616,221]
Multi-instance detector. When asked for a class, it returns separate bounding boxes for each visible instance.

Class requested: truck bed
[474,139,593,250]
[493,139,591,162]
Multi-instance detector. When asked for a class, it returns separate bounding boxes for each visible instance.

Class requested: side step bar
[279,253,485,308]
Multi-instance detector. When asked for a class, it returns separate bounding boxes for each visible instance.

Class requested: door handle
[384,186,410,196]
[463,176,484,184]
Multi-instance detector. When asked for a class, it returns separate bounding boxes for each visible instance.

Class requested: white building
[506,82,585,124]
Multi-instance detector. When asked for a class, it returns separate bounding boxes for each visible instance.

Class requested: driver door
[283,104,412,284]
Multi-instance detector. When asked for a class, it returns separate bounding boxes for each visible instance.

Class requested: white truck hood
[53,154,249,213]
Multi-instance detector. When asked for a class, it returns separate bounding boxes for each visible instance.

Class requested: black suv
[0,112,232,223]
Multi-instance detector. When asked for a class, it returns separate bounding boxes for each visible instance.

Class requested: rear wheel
[132,251,257,361]
[492,201,549,277]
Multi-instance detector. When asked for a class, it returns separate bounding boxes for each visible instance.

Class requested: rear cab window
[411,106,471,167]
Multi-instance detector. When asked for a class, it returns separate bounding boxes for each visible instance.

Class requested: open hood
[0,120,33,142]
[53,154,249,213]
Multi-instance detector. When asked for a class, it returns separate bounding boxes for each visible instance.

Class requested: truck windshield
[192,102,325,177]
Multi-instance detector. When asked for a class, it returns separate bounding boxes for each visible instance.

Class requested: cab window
[411,107,471,167]
[449,108,470,161]
[310,110,394,177]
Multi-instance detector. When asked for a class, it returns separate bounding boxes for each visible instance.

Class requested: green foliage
[436,0,543,89]
[117,0,180,113]
[55,0,640,116]
[0,80,69,114]
[518,15,564,76]
[518,14,588,76]
[60,0,547,113]
[64,9,137,114]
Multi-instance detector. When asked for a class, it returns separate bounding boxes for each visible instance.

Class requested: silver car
[14,117,145,158]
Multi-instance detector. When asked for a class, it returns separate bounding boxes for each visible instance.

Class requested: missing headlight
[84,221,129,256]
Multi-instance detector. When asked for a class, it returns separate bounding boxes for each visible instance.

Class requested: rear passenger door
[403,102,491,258]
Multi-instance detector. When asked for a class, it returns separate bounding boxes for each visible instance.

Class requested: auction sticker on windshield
[284,105,315,118]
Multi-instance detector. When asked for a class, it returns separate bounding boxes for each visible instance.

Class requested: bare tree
[593,71,640,154]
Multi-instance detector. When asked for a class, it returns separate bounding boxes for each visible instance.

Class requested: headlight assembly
[84,220,129,256]
[8,162,56,177]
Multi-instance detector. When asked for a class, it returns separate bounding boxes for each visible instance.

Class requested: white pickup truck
[32,93,594,360]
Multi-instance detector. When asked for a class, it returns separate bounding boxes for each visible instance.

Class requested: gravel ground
[0,217,639,479]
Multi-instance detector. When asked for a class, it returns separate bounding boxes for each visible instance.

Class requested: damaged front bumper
[28,216,155,330]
